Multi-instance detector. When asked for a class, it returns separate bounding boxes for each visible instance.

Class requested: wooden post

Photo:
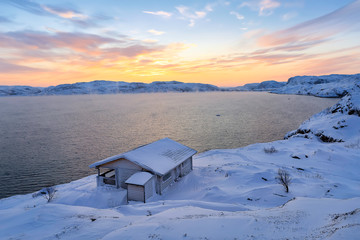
[144,186,146,203]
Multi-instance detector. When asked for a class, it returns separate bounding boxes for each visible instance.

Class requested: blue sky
[0,0,359,86]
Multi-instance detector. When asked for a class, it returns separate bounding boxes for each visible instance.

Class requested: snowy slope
[0,81,220,96]
[286,93,360,143]
[0,85,44,96]
[1,92,360,239]
[273,74,360,97]
[231,80,286,91]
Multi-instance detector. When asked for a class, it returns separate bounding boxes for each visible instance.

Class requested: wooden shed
[125,172,154,202]
[89,137,197,201]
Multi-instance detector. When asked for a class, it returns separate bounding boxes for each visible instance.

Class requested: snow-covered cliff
[273,73,360,97]
[285,92,360,143]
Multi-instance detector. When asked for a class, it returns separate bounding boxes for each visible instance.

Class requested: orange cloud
[42,6,88,20]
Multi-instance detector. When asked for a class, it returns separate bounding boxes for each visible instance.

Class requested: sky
[0,0,359,87]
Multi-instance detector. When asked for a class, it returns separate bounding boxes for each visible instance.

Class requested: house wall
[181,157,192,176]
[101,158,142,189]
[127,184,144,202]
[156,157,193,195]
[158,169,175,194]
[127,177,154,203]
[144,178,154,201]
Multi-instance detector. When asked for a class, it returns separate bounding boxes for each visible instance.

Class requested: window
[162,172,171,182]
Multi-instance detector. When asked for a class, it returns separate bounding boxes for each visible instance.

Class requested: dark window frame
[162,172,171,182]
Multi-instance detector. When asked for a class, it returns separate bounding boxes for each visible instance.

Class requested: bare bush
[32,186,57,202]
[264,146,277,154]
[276,169,291,193]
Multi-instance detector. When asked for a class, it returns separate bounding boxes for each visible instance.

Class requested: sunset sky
[1,0,359,87]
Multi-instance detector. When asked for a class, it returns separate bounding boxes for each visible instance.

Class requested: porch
[97,168,117,187]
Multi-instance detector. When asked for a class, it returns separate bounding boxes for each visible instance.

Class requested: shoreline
[1,90,359,239]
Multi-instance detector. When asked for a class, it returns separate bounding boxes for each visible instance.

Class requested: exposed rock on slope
[273,74,360,97]
[285,93,360,143]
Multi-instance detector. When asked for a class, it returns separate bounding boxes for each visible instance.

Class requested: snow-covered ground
[272,74,360,98]
[1,90,360,239]
[229,80,286,92]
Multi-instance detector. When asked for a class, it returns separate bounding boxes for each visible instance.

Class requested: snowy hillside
[0,85,44,96]
[0,81,220,96]
[231,80,286,91]
[273,74,360,97]
[2,73,358,97]
[1,92,360,239]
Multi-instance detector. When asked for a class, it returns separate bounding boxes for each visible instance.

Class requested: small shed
[125,172,154,203]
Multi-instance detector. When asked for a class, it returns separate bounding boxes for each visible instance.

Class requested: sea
[0,92,338,199]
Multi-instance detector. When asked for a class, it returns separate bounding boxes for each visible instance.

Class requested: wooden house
[89,138,197,202]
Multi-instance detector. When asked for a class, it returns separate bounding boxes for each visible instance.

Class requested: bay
[0,92,338,199]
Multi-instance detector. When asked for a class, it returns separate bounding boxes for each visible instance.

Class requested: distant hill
[1,74,359,97]
[229,80,286,91]
[0,80,220,96]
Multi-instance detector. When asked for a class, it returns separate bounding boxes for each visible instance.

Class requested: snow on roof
[125,172,153,186]
[89,138,197,176]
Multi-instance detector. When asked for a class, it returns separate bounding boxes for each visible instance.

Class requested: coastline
[0,89,359,238]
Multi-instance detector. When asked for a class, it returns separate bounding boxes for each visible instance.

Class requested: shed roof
[125,172,153,186]
[89,138,197,176]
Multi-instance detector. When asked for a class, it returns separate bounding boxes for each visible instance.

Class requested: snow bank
[273,74,360,97]
[1,90,360,239]
[286,92,360,143]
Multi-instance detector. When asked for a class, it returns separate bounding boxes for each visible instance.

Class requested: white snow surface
[125,172,153,186]
[90,137,197,176]
[230,80,286,91]
[1,92,360,239]
[273,74,360,97]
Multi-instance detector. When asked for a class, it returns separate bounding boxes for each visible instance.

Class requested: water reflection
[0,92,338,198]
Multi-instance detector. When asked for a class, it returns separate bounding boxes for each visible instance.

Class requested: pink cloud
[42,5,88,20]
[239,0,280,16]
[0,59,44,73]
[258,0,360,47]
[143,11,172,18]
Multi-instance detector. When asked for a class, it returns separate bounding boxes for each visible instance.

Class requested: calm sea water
[0,92,338,199]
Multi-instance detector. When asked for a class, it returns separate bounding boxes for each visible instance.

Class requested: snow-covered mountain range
[1,80,360,239]
[0,81,220,96]
[1,73,359,97]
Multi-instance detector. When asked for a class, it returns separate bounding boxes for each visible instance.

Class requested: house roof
[125,172,153,186]
[89,138,197,176]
